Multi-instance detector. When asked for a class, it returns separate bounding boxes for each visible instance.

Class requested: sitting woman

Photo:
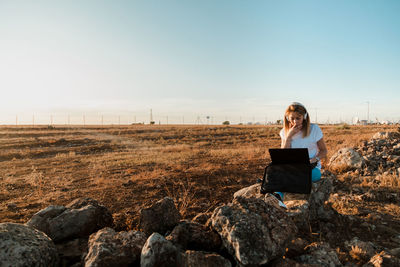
[268,102,328,209]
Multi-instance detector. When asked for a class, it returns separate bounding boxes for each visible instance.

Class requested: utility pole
[101,115,104,126]
[83,115,86,126]
[50,115,53,125]
[118,116,121,125]
[150,109,153,124]
[32,114,35,126]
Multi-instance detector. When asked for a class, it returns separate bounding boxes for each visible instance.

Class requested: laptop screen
[269,148,310,164]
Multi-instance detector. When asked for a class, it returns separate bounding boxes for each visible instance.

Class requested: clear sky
[1,0,400,124]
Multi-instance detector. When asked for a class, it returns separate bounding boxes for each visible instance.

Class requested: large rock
[166,220,221,252]
[84,227,147,267]
[183,250,232,267]
[233,183,263,200]
[139,197,181,236]
[140,232,183,267]
[296,242,342,266]
[308,175,336,221]
[0,222,59,266]
[26,198,114,242]
[210,196,297,266]
[329,148,363,170]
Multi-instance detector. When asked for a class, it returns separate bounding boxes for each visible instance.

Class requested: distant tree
[222,121,230,125]
[150,121,155,125]
[276,119,282,124]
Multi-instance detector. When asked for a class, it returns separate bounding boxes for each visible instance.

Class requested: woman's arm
[310,138,328,163]
[281,137,292,148]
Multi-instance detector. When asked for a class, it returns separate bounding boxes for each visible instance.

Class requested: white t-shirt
[279,123,323,169]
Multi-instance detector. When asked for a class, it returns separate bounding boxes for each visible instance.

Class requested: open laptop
[269,148,310,165]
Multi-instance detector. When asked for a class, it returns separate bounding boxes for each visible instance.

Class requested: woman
[267,102,328,209]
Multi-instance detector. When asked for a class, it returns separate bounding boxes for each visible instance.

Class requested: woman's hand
[286,123,302,139]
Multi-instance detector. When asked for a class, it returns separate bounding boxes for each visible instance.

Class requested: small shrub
[222,121,230,125]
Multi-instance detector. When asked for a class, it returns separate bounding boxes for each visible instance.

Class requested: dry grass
[0,124,399,264]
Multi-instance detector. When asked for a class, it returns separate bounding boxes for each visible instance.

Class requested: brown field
[1,124,399,263]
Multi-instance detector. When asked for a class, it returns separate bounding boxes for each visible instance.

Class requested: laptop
[269,148,310,165]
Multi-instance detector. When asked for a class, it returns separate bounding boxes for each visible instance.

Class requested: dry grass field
[1,124,399,263]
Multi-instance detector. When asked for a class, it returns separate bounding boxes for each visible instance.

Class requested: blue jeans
[275,168,322,200]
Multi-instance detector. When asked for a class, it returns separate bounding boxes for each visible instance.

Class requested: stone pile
[329,131,400,177]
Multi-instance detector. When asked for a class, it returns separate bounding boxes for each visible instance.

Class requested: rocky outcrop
[356,132,400,176]
[139,197,181,236]
[140,232,183,267]
[84,227,146,267]
[329,148,364,170]
[0,222,59,266]
[26,198,113,242]
[210,196,297,266]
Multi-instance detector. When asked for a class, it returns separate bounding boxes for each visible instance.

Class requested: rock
[363,251,400,266]
[166,220,221,252]
[286,173,336,228]
[27,198,114,242]
[388,247,400,258]
[84,227,147,267]
[140,232,183,267]
[329,148,364,170]
[297,242,342,266]
[0,222,59,266]
[309,176,336,221]
[285,238,309,259]
[391,234,400,244]
[192,212,212,225]
[139,197,181,236]
[285,200,310,232]
[269,257,320,266]
[210,196,297,266]
[183,250,232,267]
[372,132,400,140]
[56,237,88,267]
[233,183,263,200]
[345,237,377,261]
[25,205,67,234]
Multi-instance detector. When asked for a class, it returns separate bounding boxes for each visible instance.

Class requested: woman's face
[287,112,304,127]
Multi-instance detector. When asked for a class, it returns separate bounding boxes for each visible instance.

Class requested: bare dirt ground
[1,124,399,265]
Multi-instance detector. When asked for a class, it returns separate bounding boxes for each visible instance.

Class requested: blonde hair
[284,103,311,138]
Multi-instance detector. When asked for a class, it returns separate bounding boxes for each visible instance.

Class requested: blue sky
[1,0,400,124]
